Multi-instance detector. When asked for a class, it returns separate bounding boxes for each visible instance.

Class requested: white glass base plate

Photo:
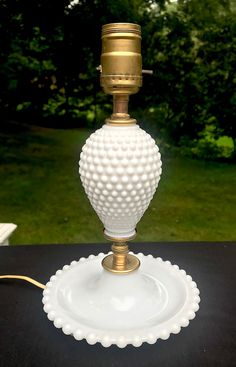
[42,252,200,348]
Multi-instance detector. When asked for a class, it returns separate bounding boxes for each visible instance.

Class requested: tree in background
[0,0,235,160]
[134,0,236,160]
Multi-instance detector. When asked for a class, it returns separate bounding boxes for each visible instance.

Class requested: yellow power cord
[0,275,46,290]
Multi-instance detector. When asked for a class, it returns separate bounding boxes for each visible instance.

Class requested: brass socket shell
[100,23,142,95]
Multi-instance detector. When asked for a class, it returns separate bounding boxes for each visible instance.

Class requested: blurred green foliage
[0,0,235,160]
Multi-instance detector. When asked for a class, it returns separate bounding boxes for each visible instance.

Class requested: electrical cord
[0,275,45,289]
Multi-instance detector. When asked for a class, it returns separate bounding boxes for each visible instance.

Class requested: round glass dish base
[42,252,200,348]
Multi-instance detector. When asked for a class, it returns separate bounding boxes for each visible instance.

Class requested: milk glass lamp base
[42,253,200,348]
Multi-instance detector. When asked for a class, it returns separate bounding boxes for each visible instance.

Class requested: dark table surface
[0,242,236,367]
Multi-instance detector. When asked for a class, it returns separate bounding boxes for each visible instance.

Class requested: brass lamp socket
[100,23,142,96]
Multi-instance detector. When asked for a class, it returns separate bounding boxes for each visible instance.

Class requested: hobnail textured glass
[79,124,162,239]
[42,252,200,348]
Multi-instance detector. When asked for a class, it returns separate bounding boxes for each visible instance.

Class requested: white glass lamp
[42,23,200,348]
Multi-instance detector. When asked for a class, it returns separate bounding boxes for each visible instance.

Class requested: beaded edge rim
[42,253,200,348]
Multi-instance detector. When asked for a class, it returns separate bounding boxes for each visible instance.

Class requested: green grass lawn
[0,122,236,244]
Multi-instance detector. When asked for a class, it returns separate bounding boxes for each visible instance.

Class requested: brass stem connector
[113,95,129,116]
[107,94,136,125]
[102,241,140,274]
[112,242,129,270]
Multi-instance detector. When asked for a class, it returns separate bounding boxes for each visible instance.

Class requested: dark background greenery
[1,0,236,161]
[0,0,236,244]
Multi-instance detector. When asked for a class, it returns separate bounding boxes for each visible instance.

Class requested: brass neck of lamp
[113,95,129,116]
[102,241,140,274]
[111,242,129,271]
[106,94,136,126]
